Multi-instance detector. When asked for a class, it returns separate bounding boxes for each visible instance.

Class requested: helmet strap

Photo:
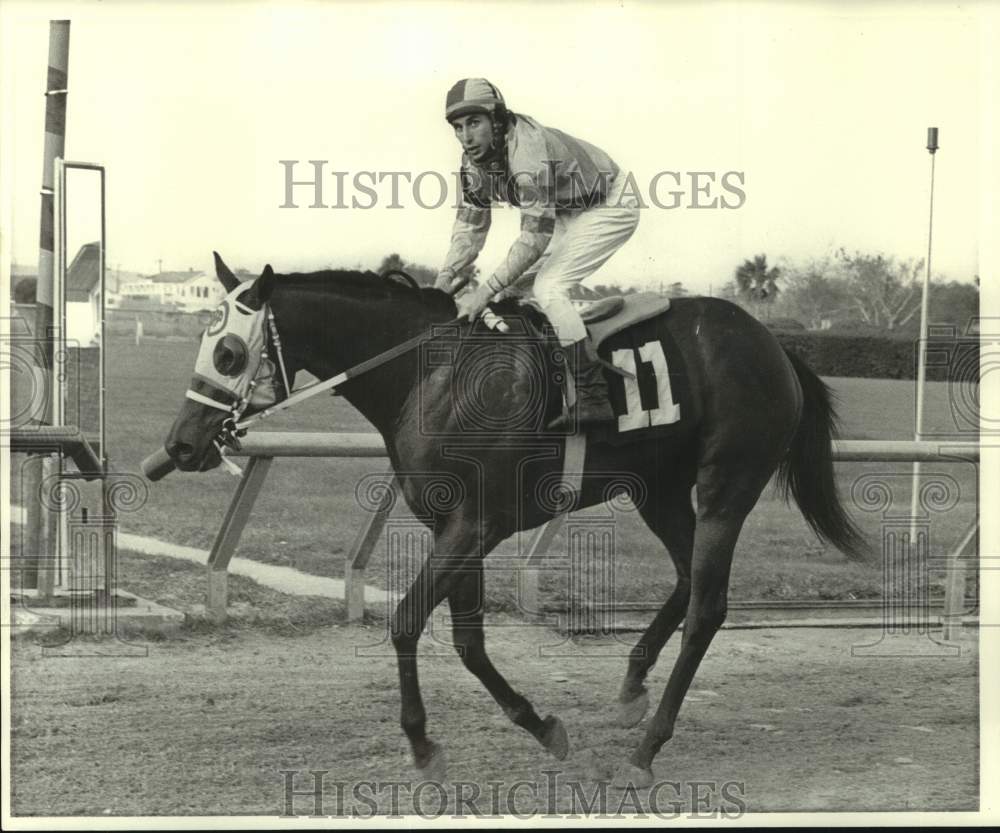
[486,107,510,167]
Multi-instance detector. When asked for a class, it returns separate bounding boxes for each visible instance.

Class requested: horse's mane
[275,269,410,294]
[274,268,454,309]
[270,268,550,331]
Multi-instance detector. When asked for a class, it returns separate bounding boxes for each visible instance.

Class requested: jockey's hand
[456,284,495,322]
[434,271,461,293]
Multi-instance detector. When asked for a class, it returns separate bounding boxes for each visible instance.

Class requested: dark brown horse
[162,254,866,788]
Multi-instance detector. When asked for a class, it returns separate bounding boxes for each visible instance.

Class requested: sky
[0,1,994,295]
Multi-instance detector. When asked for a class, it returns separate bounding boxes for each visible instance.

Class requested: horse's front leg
[448,564,569,761]
[390,549,468,782]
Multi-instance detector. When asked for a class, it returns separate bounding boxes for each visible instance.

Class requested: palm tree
[734,254,781,318]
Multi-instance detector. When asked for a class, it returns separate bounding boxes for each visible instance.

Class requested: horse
[161,253,867,788]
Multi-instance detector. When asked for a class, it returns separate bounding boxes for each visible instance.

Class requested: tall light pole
[909,127,938,554]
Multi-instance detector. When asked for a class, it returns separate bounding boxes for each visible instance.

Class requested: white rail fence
[202,433,978,640]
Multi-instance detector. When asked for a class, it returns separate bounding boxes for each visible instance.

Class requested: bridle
[215,305,292,454]
[185,287,293,465]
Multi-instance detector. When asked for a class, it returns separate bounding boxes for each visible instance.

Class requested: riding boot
[548,341,615,430]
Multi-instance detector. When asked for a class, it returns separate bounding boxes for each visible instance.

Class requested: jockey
[435,78,640,428]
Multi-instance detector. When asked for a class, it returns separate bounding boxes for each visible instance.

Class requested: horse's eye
[213,335,248,377]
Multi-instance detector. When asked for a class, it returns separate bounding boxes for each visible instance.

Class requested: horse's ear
[240,264,277,311]
[258,264,276,303]
[214,251,240,293]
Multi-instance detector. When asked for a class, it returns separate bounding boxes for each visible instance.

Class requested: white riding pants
[529,173,640,345]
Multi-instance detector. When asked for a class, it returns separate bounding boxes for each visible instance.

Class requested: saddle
[499,291,671,354]
[494,291,673,396]
[494,291,674,418]
[579,292,672,353]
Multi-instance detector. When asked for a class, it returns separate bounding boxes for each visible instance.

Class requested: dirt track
[10,620,978,818]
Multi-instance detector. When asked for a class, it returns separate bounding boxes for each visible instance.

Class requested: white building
[66,242,102,346]
[119,267,227,312]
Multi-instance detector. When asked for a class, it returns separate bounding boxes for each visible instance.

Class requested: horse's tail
[776,349,869,562]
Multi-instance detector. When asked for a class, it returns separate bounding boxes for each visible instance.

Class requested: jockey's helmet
[446,78,509,123]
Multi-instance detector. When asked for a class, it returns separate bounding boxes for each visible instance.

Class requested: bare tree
[780,261,850,329]
[588,282,637,298]
[378,252,407,274]
[835,249,924,331]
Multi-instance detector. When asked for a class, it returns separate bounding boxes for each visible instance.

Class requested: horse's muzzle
[166,440,221,472]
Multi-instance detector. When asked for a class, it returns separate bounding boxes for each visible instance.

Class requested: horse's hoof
[540,715,569,760]
[415,741,448,783]
[617,689,650,728]
[611,762,654,790]
[581,749,613,782]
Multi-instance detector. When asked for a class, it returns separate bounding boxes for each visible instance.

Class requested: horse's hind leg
[614,462,765,788]
[448,564,569,761]
[618,479,695,728]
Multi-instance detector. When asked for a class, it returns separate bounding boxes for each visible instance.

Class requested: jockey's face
[451,112,494,164]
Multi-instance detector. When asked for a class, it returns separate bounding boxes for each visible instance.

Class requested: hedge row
[772,330,979,382]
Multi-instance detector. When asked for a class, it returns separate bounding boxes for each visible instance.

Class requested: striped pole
[24,21,70,593]
[35,20,70,371]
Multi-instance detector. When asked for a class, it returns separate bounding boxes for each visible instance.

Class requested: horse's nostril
[167,441,195,461]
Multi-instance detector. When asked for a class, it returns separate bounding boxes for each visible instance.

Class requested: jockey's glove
[456,283,495,322]
[434,269,463,293]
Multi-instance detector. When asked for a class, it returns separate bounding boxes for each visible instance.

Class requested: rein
[212,321,464,472]
[210,273,505,474]
[233,273,505,433]
[235,315,450,431]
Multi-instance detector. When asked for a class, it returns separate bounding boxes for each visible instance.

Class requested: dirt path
[10,620,977,818]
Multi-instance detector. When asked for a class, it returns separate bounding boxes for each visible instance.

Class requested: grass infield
[14,334,978,614]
